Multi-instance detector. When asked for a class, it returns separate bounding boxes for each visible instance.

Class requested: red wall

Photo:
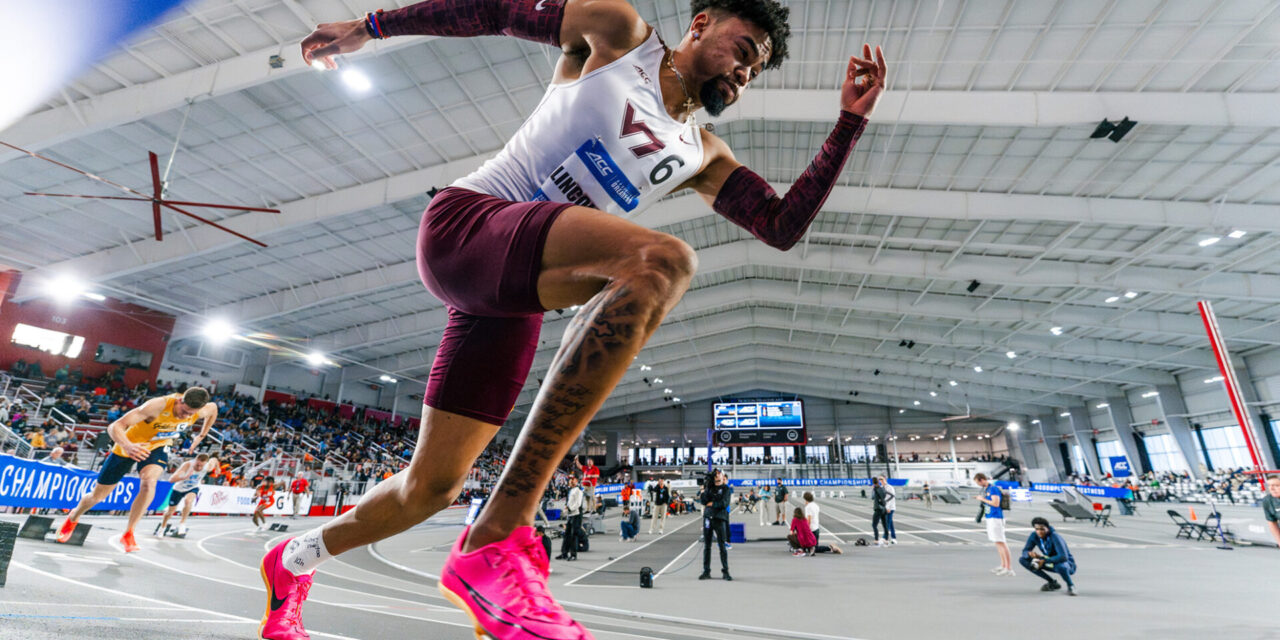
[0,271,174,388]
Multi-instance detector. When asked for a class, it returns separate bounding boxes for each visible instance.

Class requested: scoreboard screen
[711,400,805,446]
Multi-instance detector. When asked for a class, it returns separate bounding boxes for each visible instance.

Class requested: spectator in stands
[620,505,639,542]
[10,358,28,377]
[974,473,1014,576]
[773,478,789,525]
[556,475,585,561]
[1264,475,1280,549]
[0,397,11,426]
[25,427,46,449]
[39,446,72,466]
[1019,517,1077,596]
[882,476,897,545]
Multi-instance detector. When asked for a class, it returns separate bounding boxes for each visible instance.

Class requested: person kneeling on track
[1019,516,1078,596]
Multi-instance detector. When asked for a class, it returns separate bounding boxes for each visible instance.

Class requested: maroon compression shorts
[416,186,572,426]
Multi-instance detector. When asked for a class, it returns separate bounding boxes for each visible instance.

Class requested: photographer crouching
[1019,517,1078,596]
[699,469,733,581]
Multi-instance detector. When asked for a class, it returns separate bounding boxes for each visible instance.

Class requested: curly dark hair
[690,0,791,70]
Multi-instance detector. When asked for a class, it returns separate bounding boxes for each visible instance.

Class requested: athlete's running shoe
[439,526,592,640]
[55,518,78,543]
[121,530,141,553]
[259,538,312,640]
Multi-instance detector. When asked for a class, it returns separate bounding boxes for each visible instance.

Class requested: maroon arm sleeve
[711,111,868,251]
[375,0,565,47]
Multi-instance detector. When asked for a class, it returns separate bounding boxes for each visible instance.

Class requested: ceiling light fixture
[203,319,236,345]
[1141,391,1160,398]
[1031,419,1041,425]
[306,351,326,366]
[1007,422,1019,431]
[949,380,958,386]
[1204,376,1224,384]
[973,366,983,373]
[1050,326,1063,336]
[930,391,937,397]
[1228,230,1247,239]
[1105,296,1120,303]
[1059,412,1070,417]
[1198,237,1221,247]
[342,68,372,92]
[1123,291,1138,299]
[1096,402,1109,409]
[1005,351,1017,359]
[913,400,921,406]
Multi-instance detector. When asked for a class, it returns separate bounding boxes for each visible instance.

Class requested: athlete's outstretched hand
[841,44,887,118]
[301,19,373,70]
[121,442,150,461]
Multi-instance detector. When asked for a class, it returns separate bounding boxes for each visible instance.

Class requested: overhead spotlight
[899,409,905,414]
[341,68,372,92]
[663,388,672,394]
[653,378,663,384]
[1204,376,1224,384]
[379,375,397,384]
[907,340,915,349]
[1198,237,1221,247]
[1090,119,1115,139]
[672,397,680,403]
[1050,326,1064,336]
[899,339,907,347]
[643,377,651,385]
[930,391,938,397]
[306,351,326,366]
[966,280,980,293]
[1228,229,1247,239]
[949,380,958,386]
[45,275,85,304]
[1031,419,1041,425]
[1123,291,1138,299]
[973,366,983,373]
[1059,411,1071,417]
[203,319,236,344]
[1096,402,1109,409]
[1141,391,1160,398]
[913,400,921,406]
[1007,423,1019,431]
[873,369,881,376]
[1005,351,1017,359]
[1105,296,1120,303]
[1090,117,1136,142]
[639,364,652,371]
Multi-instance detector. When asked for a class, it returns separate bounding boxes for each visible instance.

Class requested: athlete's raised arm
[688,44,887,251]
[108,398,166,461]
[301,0,647,70]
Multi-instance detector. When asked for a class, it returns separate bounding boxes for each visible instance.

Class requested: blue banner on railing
[1028,482,1133,499]
[595,477,908,494]
[0,454,171,511]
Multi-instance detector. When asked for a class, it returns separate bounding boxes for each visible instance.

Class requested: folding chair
[1167,509,1203,540]
[1094,504,1114,527]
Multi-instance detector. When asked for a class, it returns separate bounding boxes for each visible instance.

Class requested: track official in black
[699,469,733,580]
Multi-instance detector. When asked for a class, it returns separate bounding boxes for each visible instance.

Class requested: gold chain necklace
[665,48,696,124]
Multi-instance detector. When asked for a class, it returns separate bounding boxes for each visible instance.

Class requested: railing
[0,372,10,398]
[14,383,43,420]
[0,421,34,459]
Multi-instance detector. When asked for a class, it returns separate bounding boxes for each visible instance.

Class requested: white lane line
[10,562,354,639]
[563,516,697,587]
[655,540,699,578]
[368,542,867,640]
[0,602,184,610]
[31,551,118,565]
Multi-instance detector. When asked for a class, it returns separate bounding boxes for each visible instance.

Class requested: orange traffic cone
[1189,507,1198,521]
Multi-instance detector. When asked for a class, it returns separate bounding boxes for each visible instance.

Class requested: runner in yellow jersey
[56,387,218,551]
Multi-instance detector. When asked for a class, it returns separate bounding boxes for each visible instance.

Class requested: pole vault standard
[1196,301,1267,489]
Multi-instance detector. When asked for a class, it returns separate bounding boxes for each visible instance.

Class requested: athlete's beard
[700,79,729,117]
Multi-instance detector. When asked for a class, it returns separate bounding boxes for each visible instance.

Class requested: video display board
[712,399,805,446]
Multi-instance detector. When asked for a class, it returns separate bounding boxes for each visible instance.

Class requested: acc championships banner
[0,454,171,511]
[189,484,312,515]
[594,477,909,494]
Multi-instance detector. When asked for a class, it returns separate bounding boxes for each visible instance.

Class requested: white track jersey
[453,30,704,218]
[172,467,206,492]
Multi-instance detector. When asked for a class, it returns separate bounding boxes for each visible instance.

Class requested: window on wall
[1096,440,1125,474]
[1071,444,1089,476]
[805,445,830,463]
[11,323,85,358]
[1144,433,1190,472]
[1200,427,1253,470]
[740,446,765,463]
[710,448,730,465]
[843,445,875,462]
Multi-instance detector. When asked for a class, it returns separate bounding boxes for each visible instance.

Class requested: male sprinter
[261,2,887,639]
[154,453,214,537]
[57,388,217,551]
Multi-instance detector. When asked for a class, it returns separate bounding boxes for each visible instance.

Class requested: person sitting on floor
[1019,516,1078,596]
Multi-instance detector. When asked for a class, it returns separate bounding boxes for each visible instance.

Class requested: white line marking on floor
[564,516,697,586]
[655,540,699,578]
[32,551,118,565]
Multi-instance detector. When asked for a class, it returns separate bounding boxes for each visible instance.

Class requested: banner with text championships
[0,454,171,511]
[189,484,313,515]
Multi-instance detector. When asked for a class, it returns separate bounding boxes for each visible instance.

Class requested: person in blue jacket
[1020,516,1077,596]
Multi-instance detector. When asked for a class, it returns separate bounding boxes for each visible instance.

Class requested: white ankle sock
[282,527,331,576]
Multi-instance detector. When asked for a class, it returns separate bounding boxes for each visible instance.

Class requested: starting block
[18,515,90,546]
[269,523,289,532]
[161,525,187,539]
